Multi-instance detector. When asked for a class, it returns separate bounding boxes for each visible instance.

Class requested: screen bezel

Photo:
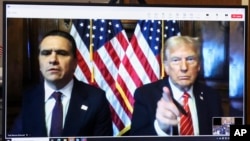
[2,1,248,141]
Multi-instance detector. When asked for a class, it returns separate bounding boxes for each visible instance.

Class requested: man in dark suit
[8,30,113,137]
[130,35,223,136]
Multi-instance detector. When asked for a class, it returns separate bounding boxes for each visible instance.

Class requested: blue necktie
[50,91,63,137]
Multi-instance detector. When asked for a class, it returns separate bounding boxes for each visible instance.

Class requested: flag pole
[161,20,165,79]
[89,19,94,83]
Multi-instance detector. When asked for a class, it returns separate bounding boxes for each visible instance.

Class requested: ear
[197,63,201,72]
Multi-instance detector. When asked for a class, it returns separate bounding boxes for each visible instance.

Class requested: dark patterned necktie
[180,92,194,135]
[50,91,63,137]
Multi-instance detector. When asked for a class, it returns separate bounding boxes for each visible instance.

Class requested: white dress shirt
[154,77,199,135]
[44,79,73,136]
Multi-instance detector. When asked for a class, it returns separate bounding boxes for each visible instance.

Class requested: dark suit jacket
[130,77,223,135]
[9,78,113,137]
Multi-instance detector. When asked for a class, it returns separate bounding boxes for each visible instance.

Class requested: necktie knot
[52,91,62,102]
[182,92,190,106]
[182,92,190,99]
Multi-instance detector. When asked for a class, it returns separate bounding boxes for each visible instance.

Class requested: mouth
[178,76,190,80]
[47,68,60,73]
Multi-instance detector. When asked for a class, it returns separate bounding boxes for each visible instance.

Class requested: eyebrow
[170,55,197,59]
[40,49,71,55]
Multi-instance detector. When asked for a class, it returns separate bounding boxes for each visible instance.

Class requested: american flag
[70,19,131,136]
[121,20,181,88]
[70,19,180,136]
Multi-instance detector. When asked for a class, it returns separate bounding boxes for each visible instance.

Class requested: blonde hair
[163,35,201,61]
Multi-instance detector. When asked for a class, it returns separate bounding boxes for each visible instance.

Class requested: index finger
[162,86,173,103]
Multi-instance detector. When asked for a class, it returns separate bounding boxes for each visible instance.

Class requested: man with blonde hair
[130,35,223,136]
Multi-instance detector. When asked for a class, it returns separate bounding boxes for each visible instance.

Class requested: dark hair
[39,30,77,58]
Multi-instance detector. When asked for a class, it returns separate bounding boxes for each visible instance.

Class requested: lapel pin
[200,92,204,100]
[81,105,88,111]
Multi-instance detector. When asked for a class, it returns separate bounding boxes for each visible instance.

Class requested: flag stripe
[76,50,92,83]
[131,27,160,82]
[94,49,131,114]
[71,22,125,135]
[116,63,138,99]
[116,78,134,114]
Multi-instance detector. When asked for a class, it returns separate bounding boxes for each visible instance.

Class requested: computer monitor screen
[2,1,248,141]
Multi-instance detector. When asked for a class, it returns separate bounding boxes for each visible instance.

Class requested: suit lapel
[193,83,208,132]
[62,80,89,136]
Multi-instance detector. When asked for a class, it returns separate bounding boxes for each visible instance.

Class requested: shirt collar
[44,79,74,102]
[168,77,194,100]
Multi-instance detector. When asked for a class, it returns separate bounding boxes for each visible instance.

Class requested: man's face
[39,36,77,87]
[165,44,200,90]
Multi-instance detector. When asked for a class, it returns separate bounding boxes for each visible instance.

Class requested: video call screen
[2,2,248,141]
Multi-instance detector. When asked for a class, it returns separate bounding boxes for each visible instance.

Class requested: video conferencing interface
[2,2,248,141]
